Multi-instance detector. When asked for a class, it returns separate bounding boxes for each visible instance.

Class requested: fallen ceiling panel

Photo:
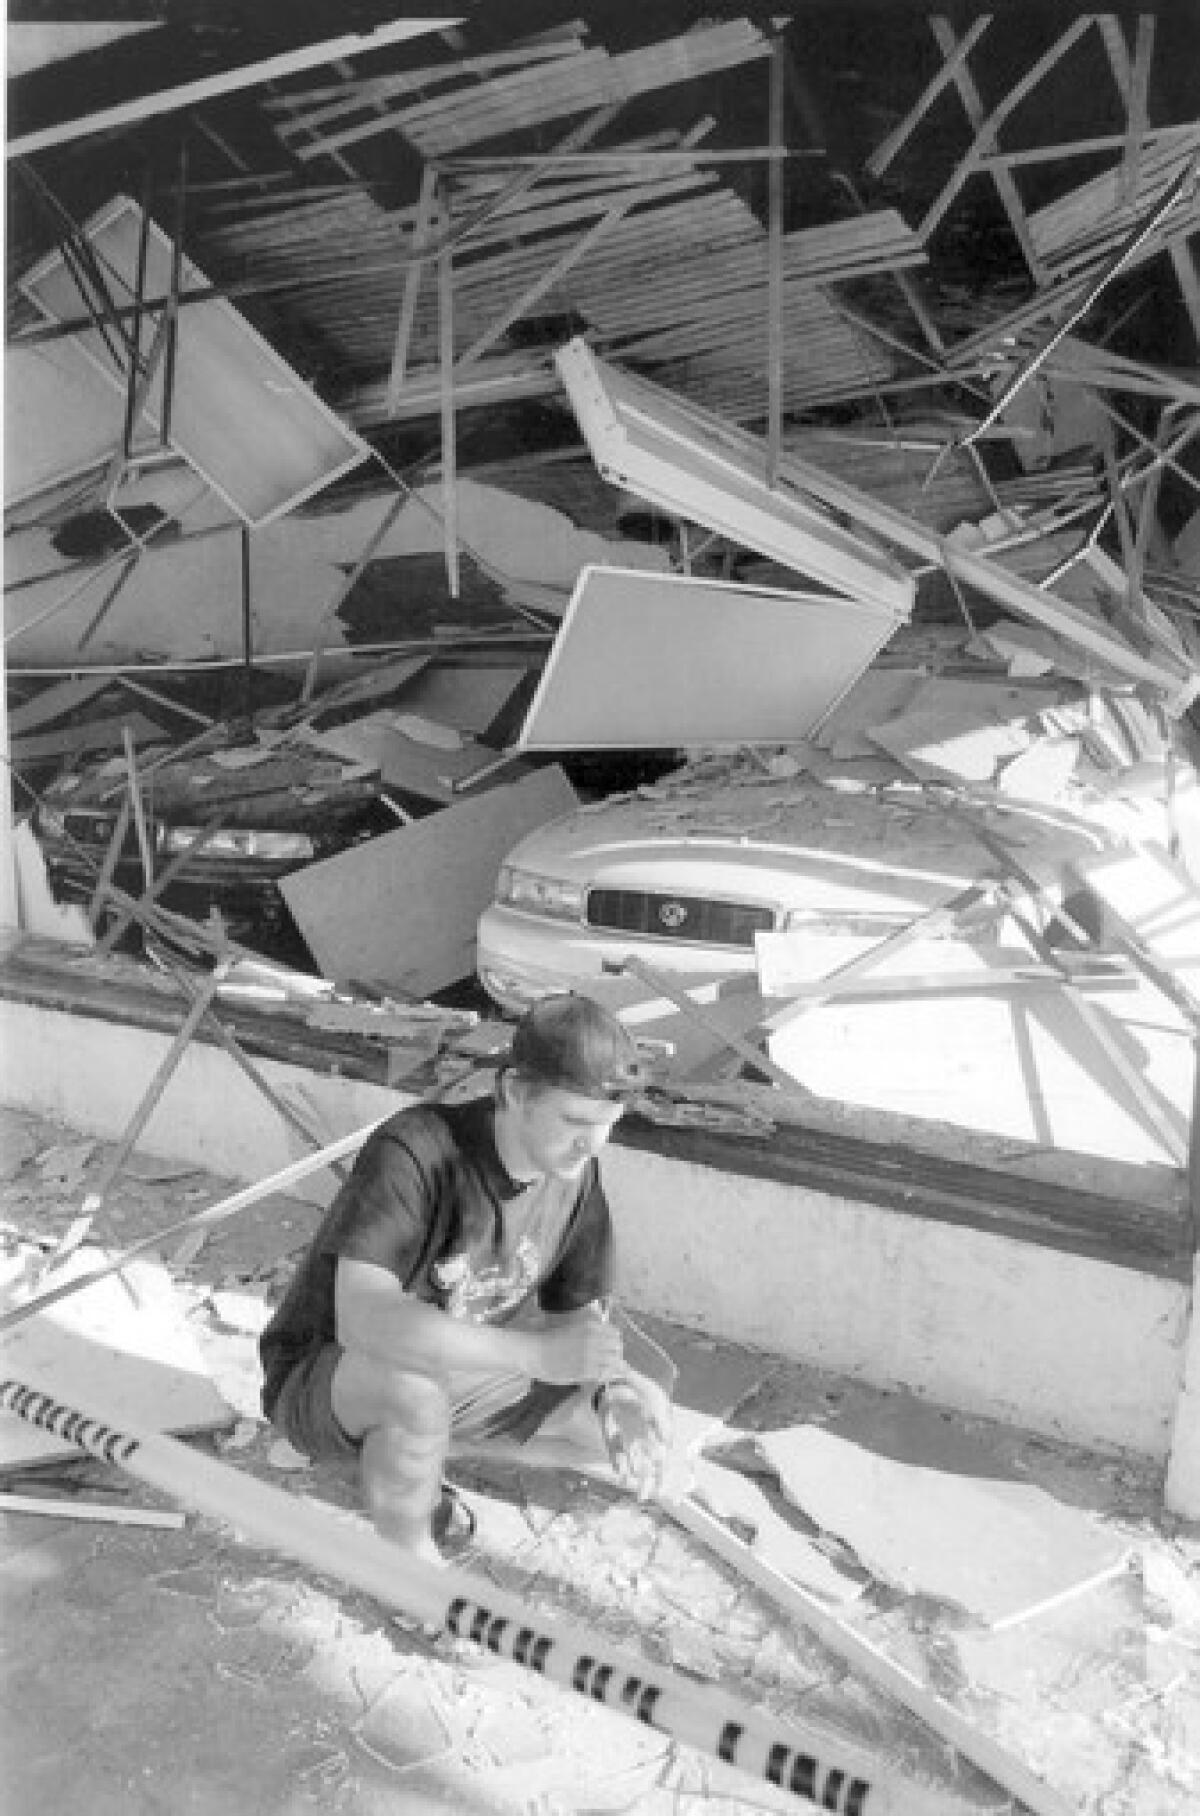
[280,764,579,997]
[555,339,915,613]
[516,565,903,750]
[4,339,129,507]
[19,195,369,526]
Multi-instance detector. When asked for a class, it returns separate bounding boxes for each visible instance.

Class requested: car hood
[502,778,1100,920]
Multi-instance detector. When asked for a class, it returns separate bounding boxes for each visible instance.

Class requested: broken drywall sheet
[867,706,1030,783]
[750,1397,1129,1628]
[687,1455,865,1605]
[4,340,134,507]
[812,666,928,758]
[517,566,902,750]
[0,1245,232,1471]
[306,714,504,805]
[280,764,578,997]
[12,822,94,948]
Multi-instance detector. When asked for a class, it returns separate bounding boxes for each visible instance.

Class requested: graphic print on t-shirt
[429,1177,572,1324]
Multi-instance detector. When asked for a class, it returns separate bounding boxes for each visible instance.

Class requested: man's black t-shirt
[259,1095,614,1420]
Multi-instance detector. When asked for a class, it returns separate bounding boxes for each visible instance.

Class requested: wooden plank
[968,147,1200,451]
[454,121,714,375]
[1119,15,1155,209]
[122,724,154,892]
[7,19,455,157]
[766,39,784,488]
[928,15,1046,284]
[1169,236,1200,350]
[919,15,1097,242]
[386,164,438,415]
[281,765,579,996]
[760,882,1000,1033]
[977,127,1192,171]
[0,1372,964,1815]
[606,954,813,1102]
[866,15,992,178]
[0,1492,185,1529]
[664,1492,1074,1816]
[0,1124,381,1340]
[94,816,224,959]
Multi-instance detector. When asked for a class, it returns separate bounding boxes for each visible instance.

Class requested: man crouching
[259,993,672,1559]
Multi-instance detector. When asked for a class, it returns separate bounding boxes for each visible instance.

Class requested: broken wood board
[11,711,168,766]
[517,566,902,750]
[306,714,505,804]
[748,1396,1129,1629]
[19,195,369,526]
[281,764,578,997]
[397,664,528,737]
[0,1245,232,1472]
[9,676,114,735]
[684,1455,865,1604]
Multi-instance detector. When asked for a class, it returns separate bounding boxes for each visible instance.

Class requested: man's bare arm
[334,1258,623,1385]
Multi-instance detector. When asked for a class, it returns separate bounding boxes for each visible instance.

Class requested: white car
[474,769,1089,1016]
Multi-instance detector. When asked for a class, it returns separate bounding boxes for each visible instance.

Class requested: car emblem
[658,899,689,929]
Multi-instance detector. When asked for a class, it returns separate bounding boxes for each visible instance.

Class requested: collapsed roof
[5,5,1200,702]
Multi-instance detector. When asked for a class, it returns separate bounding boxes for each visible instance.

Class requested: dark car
[33,734,403,970]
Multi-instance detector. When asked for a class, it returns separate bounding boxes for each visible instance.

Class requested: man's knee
[333,1353,450,1444]
[374,1367,451,1438]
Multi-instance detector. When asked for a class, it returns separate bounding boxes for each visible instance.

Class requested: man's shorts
[270,1342,360,1462]
[267,1343,590,1462]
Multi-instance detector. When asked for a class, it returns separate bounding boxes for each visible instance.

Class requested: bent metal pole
[0,1371,962,1816]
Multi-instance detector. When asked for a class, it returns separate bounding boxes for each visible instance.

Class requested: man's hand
[597,1378,671,1501]
[530,1306,624,1385]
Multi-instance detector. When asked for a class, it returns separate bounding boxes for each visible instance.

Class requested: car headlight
[161,826,316,863]
[496,864,585,921]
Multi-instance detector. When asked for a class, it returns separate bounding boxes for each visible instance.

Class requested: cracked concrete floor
[1,1107,1199,1815]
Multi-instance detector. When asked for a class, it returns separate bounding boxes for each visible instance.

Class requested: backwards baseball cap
[508,993,645,1101]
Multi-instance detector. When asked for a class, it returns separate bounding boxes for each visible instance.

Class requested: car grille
[585,888,776,948]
